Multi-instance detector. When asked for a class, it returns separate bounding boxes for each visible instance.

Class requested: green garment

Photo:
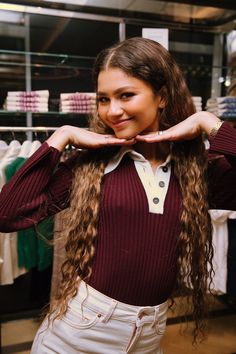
[5,157,53,270]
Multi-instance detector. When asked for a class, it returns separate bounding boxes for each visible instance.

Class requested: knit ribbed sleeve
[0,142,73,232]
[208,122,236,210]
[209,121,236,157]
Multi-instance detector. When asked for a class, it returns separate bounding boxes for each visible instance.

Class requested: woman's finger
[102,135,136,146]
[136,131,168,142]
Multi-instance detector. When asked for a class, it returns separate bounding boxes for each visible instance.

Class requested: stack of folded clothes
[206,96,236,118]
[192,96,202,112]
[60,92,96,113]
[3,90,49,112]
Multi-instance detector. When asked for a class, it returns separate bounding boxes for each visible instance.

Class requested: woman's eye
[97,96,109,103]
[121,92,135,99]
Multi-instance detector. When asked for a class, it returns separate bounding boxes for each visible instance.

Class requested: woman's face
[97,68,165,139]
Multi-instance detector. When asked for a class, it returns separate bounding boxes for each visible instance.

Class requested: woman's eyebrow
[97,86,137,96]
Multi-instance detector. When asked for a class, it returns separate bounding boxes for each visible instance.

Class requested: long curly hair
[49,37,213,342]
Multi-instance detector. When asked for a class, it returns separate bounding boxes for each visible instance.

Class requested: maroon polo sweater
[0,122,236,305]
[88,155,182,305]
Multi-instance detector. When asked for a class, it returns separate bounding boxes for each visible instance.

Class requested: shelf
[0,110,91,115]
[0,110,90,130]
[0,126,58,132]
[0,49,95,70]
[221,116,236,120]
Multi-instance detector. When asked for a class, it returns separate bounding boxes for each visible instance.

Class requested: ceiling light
[225,76,231,87]
[43,0,88,5]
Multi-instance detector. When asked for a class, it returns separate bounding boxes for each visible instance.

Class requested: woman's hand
[46,125,136,151]
[136,112,222,143]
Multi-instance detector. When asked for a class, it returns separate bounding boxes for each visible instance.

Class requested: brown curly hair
[49,37,213,343]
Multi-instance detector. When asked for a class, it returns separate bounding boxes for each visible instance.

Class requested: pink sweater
[0,122,236,305]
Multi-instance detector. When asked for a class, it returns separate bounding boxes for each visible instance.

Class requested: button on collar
[153,197,159,204]
[159,181,165,188]
[162,166,168,173]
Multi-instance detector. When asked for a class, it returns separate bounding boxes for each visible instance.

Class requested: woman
[0,37,236,353]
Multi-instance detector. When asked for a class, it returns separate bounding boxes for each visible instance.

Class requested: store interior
[0,0,236,353]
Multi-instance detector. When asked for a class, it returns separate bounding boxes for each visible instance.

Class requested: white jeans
[31,281,168,353]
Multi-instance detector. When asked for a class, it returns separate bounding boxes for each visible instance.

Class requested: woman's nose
[107,100,123,116]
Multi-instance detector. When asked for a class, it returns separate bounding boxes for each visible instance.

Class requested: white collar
[104,146,172,215]
[105,146,171,175]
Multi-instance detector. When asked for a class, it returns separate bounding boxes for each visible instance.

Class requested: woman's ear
[159,97,166,109]
[158,87,167,109]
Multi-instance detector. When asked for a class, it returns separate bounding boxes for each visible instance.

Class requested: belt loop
[101,299,118,323]
[151,306,159,328]
[80,282,89,320]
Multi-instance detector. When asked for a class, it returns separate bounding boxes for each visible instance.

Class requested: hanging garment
[0,140,27,284]
[227,215,236,298]
[0,140,21,190]
[0,141,8,268]
[4,142,54,272]
[29,140,42,156]
[0,140,8,157]
[209,210,236,294]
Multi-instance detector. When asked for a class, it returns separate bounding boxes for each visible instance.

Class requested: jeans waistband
[71,280,168,325]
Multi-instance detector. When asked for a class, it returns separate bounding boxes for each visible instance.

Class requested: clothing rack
[0,126,58,140]
[0,126,58,132]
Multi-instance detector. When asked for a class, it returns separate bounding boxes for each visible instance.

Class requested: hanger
[9,140,21,148]
[2,132,21,158]
[18,140,32,158]
[0,138,21,163]
[28,140,41,156]
[0,140,8,160]
[0,140,8,149]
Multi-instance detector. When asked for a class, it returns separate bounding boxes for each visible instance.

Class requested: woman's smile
[111,117,133,129]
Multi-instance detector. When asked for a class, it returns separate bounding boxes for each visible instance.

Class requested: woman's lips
[112,117,132,128]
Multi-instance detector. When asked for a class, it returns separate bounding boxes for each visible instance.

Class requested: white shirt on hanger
[0,140,27,285]
[209,209,236,294]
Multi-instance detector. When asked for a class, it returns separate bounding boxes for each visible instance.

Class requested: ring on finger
[158,130,164,135]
